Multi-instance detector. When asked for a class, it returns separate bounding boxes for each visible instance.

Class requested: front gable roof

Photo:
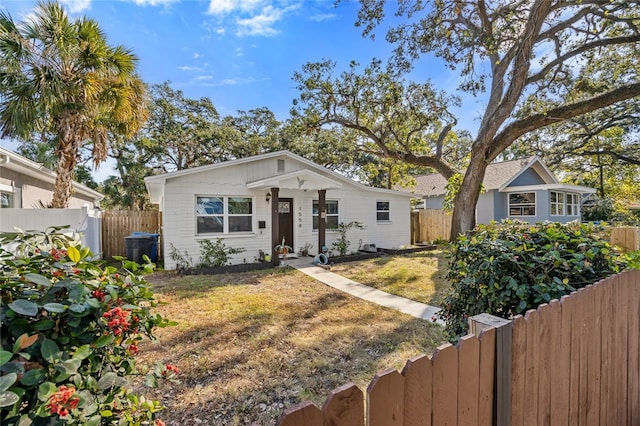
[412,156,594,197]
[145,150,413,204]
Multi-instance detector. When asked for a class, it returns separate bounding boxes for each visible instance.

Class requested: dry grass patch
[331,250,451,306]
[137,267,445,425]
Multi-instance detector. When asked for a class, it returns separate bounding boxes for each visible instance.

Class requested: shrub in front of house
[438,220,627,341]
[0,227,176,425]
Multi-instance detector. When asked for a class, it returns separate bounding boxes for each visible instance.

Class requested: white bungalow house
[145,150,414,269]
[413,157,596,224]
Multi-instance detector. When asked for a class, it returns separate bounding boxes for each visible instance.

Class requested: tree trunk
[449,156,488,239]
[51,135,80,208]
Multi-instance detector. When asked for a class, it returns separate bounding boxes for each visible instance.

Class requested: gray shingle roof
[413,157,536,197]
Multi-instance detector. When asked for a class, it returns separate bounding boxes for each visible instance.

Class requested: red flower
[128,343,139,355]
[103,307,133,336]
[92,289,106,301]
[161,364,179,377]
[52,270,65,278]
[46,385,80,417]
[155,420,166,426]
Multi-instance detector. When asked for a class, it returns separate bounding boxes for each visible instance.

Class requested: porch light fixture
[266,192,271,204]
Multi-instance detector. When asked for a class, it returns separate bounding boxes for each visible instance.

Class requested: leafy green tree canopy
[322,0,640,237]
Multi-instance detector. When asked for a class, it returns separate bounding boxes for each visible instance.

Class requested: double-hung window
[566,193,580,216]
[509,192,536,216]
[550,191,565,216]
[196,196,252,235]
[313,200,339,230]
[376,201,390,221]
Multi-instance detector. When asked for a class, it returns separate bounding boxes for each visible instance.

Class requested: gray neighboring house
[414,157,596,224]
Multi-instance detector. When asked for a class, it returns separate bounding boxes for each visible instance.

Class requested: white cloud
[195,75,214,81]
[59,0,91,13]
[177,65,204,72]
[235,48,244,57]
[207,0,263,16]
[206,1,301,37]
[193,53,202,59]
[236,5,283,37]
[309,13,336,22]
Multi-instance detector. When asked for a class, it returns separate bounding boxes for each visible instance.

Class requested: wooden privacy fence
[101,210,162,259]
[609,226,640,252]
[277,269,640,425]
[411,209,452,244]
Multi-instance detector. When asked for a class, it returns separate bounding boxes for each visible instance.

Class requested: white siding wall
[161,155,412,269]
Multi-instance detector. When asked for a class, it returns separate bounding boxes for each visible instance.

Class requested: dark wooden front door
[277,198,294,252]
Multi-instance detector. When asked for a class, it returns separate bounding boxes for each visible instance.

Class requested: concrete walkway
[284,258,443,324]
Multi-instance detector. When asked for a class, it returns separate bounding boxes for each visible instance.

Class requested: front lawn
[137,267,446,425]
[330,249,451,306]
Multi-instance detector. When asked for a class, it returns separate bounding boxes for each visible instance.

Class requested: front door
[278,198,294,252]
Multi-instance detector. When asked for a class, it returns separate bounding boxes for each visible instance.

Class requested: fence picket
[510,316,525,426]
[401,354,432,426]
[537,303,552,425]
[432,344,458,425]
[276,401,323,426]
[523,310,539,424]
[367,369,404,426]
[321,383,364,426]
[477,328,495,426]
[457,335,480,425]
[547,300,563,426]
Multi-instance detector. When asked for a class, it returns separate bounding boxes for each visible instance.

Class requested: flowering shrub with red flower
[0,226,176,425]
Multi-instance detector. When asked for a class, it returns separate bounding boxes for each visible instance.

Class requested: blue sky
[0,0,482,180]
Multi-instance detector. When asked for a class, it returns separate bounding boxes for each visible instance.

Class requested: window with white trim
[376,201,390,221]
[0,191,14,208]
[550,191,565,216]
[313,200,339,230]
[566,193,580,216]
[196,196,253,235]
[509,192,536,216]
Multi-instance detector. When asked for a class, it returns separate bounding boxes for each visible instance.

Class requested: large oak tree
[296,0,640,237]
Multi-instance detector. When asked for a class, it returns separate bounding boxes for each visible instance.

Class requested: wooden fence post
[469,313,512,426]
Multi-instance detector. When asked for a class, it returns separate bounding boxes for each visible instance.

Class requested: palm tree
[0,1,148,207]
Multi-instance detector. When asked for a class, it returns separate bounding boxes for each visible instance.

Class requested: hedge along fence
[276,269,640,425]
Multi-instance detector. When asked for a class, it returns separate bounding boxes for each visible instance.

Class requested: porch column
[271,187,280,266]
[318,189,326,253]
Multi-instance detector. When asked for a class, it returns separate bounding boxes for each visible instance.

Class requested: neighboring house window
[196,196,252,234]
[509,192,536,216]
[376,201,390,221]
[550,191,565,216]
[566,193,580,216]
[313,200,339,230]
[0,191,13,208]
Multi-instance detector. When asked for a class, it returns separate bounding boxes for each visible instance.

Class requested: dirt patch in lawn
[330,250,451,306]
[136,268,446,425]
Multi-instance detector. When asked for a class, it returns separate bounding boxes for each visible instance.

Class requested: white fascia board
[499,183,597,194]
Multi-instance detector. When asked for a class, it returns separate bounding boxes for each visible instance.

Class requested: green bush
[438,220,627,341]
[0,227,176,425]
